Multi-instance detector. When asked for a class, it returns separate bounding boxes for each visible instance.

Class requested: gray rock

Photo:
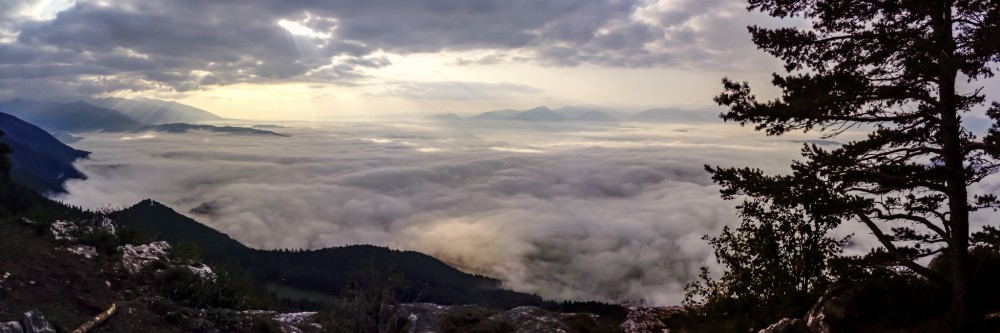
[399,303,453,333]
[0,321,23,333]
[758,318,809,333]
[490,306,571,333]
[21,310,55,333]
[621,306,682,333]
[119,241,171,273]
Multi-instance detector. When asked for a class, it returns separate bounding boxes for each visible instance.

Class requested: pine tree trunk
[934,1,972,330]
[940,54,972,333]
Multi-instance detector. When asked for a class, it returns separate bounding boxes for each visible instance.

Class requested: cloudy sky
[0,0,794,119]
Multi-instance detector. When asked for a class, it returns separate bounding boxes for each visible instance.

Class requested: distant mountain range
[0,99,143,132]
[433,105,720,123]
[0,98,226,133]
[0,112,89,194]
[86,97,223,124]
[0,97,285,194]
[113,199,550,309]
[0,98,292,138]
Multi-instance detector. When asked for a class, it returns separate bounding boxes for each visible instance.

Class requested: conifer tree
[710,0,1000,330]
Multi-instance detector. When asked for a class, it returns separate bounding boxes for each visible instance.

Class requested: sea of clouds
[58,119,857,305]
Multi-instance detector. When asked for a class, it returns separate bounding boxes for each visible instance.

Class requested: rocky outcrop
[275,312,318,333]
[399,303,610,333]
[400,303,452,332]
[239,310,319,333]
[489,306,571,333]
[622,306,684,333]
[20,310,55,333]
[0,322,22,333]
[49,218,118,242]
[50,221,77,241]
[119,241,171,273]
[186,263,216,280]
[759,284,848,333]
[65,245,98,259]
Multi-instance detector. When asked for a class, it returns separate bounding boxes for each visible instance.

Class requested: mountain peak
[515,106,568,121]
[574,110,618,122]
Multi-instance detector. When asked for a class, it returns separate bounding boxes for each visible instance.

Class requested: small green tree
[318,266,408,333]
[171,240,204,264]
[685,170,847,331]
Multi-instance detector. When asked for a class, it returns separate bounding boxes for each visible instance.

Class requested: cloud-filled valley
[59,120,815,305]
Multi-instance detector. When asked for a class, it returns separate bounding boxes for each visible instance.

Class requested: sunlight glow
[277,19,332,39]
[120,134,156,140]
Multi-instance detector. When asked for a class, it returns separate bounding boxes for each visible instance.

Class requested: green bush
[316,270,408,333]
[77,227,121,256]
[155,265,275,310]
[171,240,204,264]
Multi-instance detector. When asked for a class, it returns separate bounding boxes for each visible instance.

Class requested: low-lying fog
[58,119,852,305]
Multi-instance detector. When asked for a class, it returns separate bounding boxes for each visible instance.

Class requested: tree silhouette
[684,171,848,330]
[709,0,1000,331]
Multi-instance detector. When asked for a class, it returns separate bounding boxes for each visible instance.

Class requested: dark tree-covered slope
[113,200,549,309]
[135,123,287,136]
[0,112,89,194]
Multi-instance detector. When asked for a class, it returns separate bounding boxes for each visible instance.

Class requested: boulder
[50,221,77,241]
[186,263,216,280]
[399,303,453,333]
[120,241,171,273]
[621,306,682,333]
[489,306,571,333]
[274,312,317,333]
[65,245,98,259]
[0,321,22,333]
[21,310,55,333]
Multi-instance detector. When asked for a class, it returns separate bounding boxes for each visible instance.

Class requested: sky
[0,0,792,119]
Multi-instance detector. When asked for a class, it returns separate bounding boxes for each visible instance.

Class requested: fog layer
[61,121,815,305]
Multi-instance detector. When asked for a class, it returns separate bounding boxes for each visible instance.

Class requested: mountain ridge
[112,199,550,309]
[435,105,719,123]
[0,112,89,194]
[86,97,223,124]
[0,99,285,137]
[0,100,141,132]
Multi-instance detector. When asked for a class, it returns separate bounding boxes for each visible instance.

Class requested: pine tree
[710,0,1000,331]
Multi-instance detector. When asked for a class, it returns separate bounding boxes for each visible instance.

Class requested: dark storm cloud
[1,0,775,98]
